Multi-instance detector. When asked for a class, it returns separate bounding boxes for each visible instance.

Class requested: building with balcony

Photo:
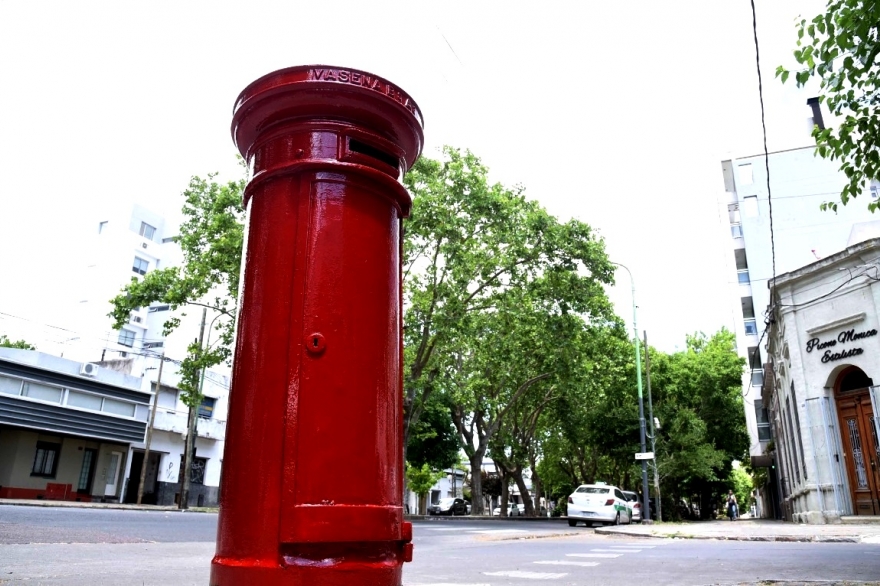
[719,102,880,519]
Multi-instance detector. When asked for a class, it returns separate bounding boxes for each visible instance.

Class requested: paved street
[1,507,879,585]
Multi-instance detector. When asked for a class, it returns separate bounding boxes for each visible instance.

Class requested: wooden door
[837,392,880,515]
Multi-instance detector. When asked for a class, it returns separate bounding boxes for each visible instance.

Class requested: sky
[0,0,829,354]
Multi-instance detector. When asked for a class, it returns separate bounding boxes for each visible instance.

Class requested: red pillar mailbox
[210,66,423,586]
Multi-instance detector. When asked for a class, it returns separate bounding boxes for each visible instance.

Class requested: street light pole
[612,262,651,524]
[137,351,165,505]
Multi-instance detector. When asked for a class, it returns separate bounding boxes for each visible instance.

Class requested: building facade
[765,238,880,522]
[719,103,880,517]
[0,349,150,501]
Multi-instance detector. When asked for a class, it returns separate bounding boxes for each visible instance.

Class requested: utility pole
[644,331,661,522]
[137,351,165,505]
[612,262,651,524]
[179,308,207,510]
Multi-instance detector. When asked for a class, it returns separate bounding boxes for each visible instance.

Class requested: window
[148,305,170,313]
[737,163,753,185]
[870,181,880,200]
[139,222,156,240]
[198,396,216,419]
[731,224,743,238]
[747,346,762,369]
[743,195,759,218]
[785,397,801,483]
[741,297,756,319]
[751,369,764,386]
[0,375,23,396]
[23,382,63,403]
[118,329,136,347]
[754,400,772,441]
[734,249,749,271]
[132,257,149,276]
[737,270,750,284]
[67,390,103,411]
[103,397,135,417]
[31,441,60,477]
[744,319,758,336]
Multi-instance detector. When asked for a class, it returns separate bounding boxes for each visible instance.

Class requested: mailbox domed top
[232,65,424,171]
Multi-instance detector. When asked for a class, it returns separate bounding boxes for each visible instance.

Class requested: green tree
[649,329,749,518]
[109,171,245,507]
[0,334,35,350]
[406,394,460,472]
[405,463,445,515]
[777,0,880,211]
[403,147,615,514]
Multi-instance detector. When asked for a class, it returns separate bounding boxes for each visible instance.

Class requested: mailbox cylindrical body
[210,66,423,586]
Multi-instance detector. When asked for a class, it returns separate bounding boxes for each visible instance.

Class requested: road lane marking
[484,570,567,579]
[468,529,530,534]
[408,583,491,586]
[534,560,600,567]
[425,528,468,531]
[590,548,641,553]
[607,545,654,549]
[567,553,621,558]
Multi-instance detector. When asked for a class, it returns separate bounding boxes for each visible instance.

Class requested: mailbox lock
[306,332,326,354]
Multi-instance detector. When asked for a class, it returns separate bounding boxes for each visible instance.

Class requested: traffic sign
[634,452,654,460]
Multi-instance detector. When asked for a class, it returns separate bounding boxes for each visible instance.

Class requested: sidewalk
[0,498,214,512]
[595,518,880,543]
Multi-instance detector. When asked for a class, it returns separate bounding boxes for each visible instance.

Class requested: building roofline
[769,237,880,291]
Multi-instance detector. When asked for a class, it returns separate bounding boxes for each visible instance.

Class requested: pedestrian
[726,490,738,521]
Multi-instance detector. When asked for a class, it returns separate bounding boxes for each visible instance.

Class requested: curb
[593,527,862,543]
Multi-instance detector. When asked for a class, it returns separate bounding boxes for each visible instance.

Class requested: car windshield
[438,498,456,506]
[576,487,610,494]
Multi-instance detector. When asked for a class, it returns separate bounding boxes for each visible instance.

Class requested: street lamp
[612,262,651,524]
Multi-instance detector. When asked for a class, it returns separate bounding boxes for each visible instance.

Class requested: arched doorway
[834,366,880,515]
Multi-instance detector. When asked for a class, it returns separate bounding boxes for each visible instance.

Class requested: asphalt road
[0,507,878,585]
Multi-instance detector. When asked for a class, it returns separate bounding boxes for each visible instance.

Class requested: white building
[59,203,189,363]
[719,101,880,518]
[766,237,880,522]
[0,203,231,506]
[0,347,228,507]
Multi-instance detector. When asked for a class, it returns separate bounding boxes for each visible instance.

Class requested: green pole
[613,262,650,524]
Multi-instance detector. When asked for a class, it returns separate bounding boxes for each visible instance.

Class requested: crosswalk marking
[607,545,653,549]
[484,570,567,579]
[534,560,600,567]
[590,548,641,553]
[567,553,621,558]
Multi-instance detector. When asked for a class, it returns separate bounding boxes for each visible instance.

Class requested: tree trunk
[530,464,542,517]
[499,471,509,517]
[469,451,485,515]
[511,467,533,516]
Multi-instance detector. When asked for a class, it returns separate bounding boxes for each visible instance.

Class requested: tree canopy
[0,334,35,350]
[777,0,880,211]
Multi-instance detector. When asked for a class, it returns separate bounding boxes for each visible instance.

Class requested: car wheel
[568,519,577,527]
[614,512,621,525]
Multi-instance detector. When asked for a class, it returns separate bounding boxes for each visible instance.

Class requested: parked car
[428,497,468,516]
[566,483,633,527]
[622,490,643,522]
[491,503,523,516]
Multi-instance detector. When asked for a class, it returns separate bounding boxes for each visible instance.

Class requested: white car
[567,483,632,527]
[492,503,523,516]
